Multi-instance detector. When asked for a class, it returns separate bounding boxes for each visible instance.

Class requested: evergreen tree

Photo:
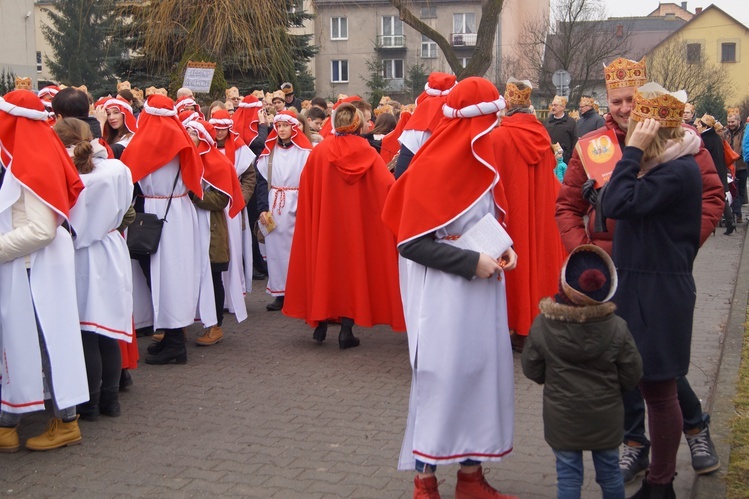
[42,0,123,97]
[0,68,16,95]
[364,58,388,109]
[695,85,727,124]
[405,64,429,102]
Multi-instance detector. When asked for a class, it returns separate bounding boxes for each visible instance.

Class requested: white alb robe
[70,156,134,341]
[398,193,515,469]
[0,173,88,414]
[256,145,309,296]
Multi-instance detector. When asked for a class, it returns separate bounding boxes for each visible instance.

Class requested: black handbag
[127,169,181,257]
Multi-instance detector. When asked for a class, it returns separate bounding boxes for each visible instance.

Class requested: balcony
[450,33,477,47]
[377,35,407,50]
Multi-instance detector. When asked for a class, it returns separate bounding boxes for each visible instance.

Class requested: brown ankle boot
[25,416,82,451]
[413,474,441,499]
[455,466,517,499]
[0,426,20,453]
[196,325,224,346]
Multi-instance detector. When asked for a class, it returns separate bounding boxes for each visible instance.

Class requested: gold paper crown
[505,80,532,106]
[698,113,716,128]
[727,107,740,118]
[14,76,32,90]
[568,110,580,120]
[579,96,596,108]
[117,80,131,91]
[604,57,647,91]
[631,86,686,128]
[225,86,240,99]
[552,95,567,108]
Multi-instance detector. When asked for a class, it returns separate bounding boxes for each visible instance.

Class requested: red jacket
[555,114,724,255]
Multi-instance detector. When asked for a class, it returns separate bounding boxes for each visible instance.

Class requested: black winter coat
[701,128,728,191]
[522,298,642,451]
[545,113,578,164]
[601,147,702,381]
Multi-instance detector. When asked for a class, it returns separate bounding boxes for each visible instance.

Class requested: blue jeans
[414,458,481,473]
[553,448,623,499]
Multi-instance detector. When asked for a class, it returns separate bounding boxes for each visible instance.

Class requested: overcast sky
[601,0,749,27]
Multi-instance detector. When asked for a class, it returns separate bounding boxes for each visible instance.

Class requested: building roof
[648,4,749,54]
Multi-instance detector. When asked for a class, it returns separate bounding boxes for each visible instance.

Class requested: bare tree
[389,0,505,79]
[647,35,732,105]
[520,0,632,104]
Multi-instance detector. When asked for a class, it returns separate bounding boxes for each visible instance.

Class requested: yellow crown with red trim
[631,85,686,128]
[505,79,532,106]
[604,57,647,91]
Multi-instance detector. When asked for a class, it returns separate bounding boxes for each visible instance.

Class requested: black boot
[338,317,360,350]
[99,388,121,417]
[628,477,676,499]
[313,321,328,343]
[147,338,167,355]
[119,369,133,391]
[145,329,187,365]
[77,391,101,421]
[266,295,284,311]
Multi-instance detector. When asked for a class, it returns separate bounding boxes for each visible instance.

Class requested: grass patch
[726,309,749,499]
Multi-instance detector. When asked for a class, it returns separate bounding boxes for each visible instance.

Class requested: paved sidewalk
[0,226,744,498]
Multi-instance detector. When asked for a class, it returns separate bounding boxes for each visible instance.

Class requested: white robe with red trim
[69,156,134,342]
[256,146,309,296]
[0,173,88,414]
[398,192,514,469]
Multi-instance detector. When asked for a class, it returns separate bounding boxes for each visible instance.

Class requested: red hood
[329,135,378,184]
[500,113,555,165]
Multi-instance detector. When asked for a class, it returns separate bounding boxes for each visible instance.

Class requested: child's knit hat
[557,245,618,306]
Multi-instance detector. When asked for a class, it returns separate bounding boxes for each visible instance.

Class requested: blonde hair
[626,86,686,163]
[53,118,95,174]
[334,103,364,134]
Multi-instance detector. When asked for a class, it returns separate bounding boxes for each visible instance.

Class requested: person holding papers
[383,77,519,499]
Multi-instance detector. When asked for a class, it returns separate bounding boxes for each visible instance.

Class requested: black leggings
[212,262,228,327]
[81,331,122,393]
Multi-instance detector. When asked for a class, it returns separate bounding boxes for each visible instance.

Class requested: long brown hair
[53,118,95,174]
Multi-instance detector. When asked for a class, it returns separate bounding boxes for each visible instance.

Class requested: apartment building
[312,0,548,101]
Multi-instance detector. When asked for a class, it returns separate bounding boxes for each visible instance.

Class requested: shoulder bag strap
[267,148,274,188]
[161,167,182,222]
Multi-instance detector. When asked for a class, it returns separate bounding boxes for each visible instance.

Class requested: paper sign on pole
[182,61,216,93]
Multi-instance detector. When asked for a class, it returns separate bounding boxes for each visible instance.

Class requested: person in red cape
[283,103,405,349]
[231,95,272,156]
[393,72,456,178]
[102,96,137,159]
[491,78,567,352]
[379,109,411,166]
[319,95,362,138]
[256,110,312,311]
[175,95,205,120]
[382,77,519,499]
[184,119,245,347]
[120,94,205,366]
[0,90,88,451]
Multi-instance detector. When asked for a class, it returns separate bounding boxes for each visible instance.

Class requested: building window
[721,42,736,62]
[331,17,348,40]
[331,60,349,83]
[421,6,437,18]
[421,35,437,58]
[453,13,476,34]
[36,51,42,73]
[686,43,701,64]
[383,59,404,79]
[381,15,404,47]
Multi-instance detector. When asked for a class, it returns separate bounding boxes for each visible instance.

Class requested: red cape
[198,142,246,219]
[491,113,567,336]
[283,134,406,331]
[0,90,83,219]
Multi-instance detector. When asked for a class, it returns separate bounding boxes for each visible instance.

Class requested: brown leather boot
[455,466,517,499]
[25,416,82,451]
[196,325,224,346]
[413,474,441,499]
[0,426,20,453]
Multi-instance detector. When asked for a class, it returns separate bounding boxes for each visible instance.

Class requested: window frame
[453,13,476,34]
[420,35,438,59]
[382,59,404,80]
[331,59,349,83]
[331,17,348,41]
[721,42,737,63]
[686,42,702,65]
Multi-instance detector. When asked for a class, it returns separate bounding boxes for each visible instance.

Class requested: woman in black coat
[696,115,735,235]
[600,84,703,498]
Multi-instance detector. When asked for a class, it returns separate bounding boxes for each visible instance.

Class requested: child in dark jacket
[522,244,642,499]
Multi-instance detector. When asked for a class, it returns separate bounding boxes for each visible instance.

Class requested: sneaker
[620,442,650,484]
[413,475,441,499]
[685,418,720,474]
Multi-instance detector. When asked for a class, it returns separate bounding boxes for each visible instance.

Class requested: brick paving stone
[0,226,743,498]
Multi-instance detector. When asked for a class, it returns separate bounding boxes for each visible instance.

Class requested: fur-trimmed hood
[538,297,616,323]
[535,297,619,364]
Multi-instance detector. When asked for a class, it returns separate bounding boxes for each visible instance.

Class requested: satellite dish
[552,70,571,87]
